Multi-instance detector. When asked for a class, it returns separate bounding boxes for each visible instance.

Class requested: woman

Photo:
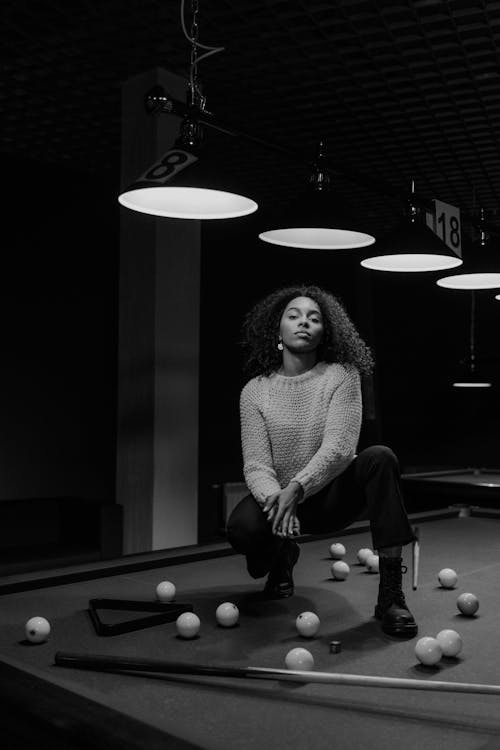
[226,284,417,638]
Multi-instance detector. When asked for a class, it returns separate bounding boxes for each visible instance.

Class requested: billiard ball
[438,568,458,589]
[285,647,315,671]
[329,542,346,559]
[365,554,379,573]
[331,561,350,580]
[414,636,442,666]
[215,602,239,627]
[357,548,373,565]
[436,629,462,657]
[295,611,320,638]
[176,612,201,639]
[156,581,176,602]
[25,616,51,643]
[457,592,479,616]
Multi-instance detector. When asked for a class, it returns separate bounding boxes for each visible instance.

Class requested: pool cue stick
[412,526,420,591]
[55,652,500,696]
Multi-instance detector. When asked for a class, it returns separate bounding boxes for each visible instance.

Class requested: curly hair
[241,284,374,379]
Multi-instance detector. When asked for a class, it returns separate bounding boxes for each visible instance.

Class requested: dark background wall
[0,156,119,503]
[1,155,499,545]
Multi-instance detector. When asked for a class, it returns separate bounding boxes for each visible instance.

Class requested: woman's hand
[279,511,301,538]
[263,482,303,537]
[262,491,280,524]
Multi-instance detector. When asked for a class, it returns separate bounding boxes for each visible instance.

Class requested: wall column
[117,68,200,554]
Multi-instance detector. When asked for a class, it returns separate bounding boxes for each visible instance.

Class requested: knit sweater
[240,362,362,503]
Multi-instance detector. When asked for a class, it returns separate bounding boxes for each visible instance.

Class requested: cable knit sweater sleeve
[240,379,282,503]
[291,367,362,499]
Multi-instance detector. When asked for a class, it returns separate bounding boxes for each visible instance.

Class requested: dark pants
[226,445,415,579]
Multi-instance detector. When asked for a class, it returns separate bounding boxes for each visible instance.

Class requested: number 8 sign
[433,199,462,259]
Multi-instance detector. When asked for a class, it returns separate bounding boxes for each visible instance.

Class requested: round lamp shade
[436,225,500,289]
[258,176,376,250]
[437,273,500,290]
[452,358,492,389]
[453,380,492,388]
[119,141,258,220]
[360,212,462,272]
[118,186,258,220]
[258,227,375,250]
[361,253,462,272]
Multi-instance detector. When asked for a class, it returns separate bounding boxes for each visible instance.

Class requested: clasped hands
[262,481,303,537]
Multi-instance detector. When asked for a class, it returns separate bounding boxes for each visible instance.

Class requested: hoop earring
[277,338,284,352]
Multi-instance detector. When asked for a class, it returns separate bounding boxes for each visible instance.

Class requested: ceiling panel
[3,0,500,236]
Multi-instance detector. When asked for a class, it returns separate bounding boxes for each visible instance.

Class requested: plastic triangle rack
[88,598,193,636]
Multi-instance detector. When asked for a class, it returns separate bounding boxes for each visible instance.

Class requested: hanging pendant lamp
[361,183,462,272]
[119,1,257,222]
[119,185,258,220]
[436,209,500,290]
[258,142,375,250]
[452,291,492,388]
[118,116,258,220]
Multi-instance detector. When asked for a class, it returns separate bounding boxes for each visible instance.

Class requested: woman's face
[279,296,324,354]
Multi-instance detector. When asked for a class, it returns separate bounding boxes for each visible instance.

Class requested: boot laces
[382,561,408,608]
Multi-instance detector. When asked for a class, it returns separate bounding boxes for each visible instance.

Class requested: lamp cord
[469,290,476,374]
[180,0,225,107]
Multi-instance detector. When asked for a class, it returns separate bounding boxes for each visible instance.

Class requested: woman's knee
[226,494,264,547]
[358,444,399,471]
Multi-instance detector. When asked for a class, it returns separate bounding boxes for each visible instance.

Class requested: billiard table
[2,507,500,750]
[402,468,500,510]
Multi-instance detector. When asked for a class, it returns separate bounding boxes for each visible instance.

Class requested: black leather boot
[263,539,300,598]
[375,556,418,637]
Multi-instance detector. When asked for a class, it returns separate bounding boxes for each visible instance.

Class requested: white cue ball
[175,612,201,639]
[365,554,379,573]
[357,548,373,565]
[285,647,315,671]
[295,611,320,638]
[436,629,463,657]
[414,636,443,666]
[329,542,346,559]
[331,561,350,580]
[156,581,176,602]
[25,616,51,643]
[215,602,239,627]
[438,568,458,589]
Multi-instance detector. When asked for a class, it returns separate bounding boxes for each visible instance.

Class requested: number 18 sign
[433,199,462,259]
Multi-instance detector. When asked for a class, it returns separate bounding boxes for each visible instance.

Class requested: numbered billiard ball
[215,602,239,627]
[329,543,346,559]
[331,561,350,580]
[156,581,176,602]
[25,616,51,644]
[285,647,314,671]
[357,548,373,565]
[436,629,462,657]
[457,592,479,616]
[295,611,320,638]
[438,568,458,589]
[415,636,442,666]
[175,612,201,639]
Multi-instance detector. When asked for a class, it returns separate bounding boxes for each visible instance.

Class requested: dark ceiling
[4,0,500,238]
